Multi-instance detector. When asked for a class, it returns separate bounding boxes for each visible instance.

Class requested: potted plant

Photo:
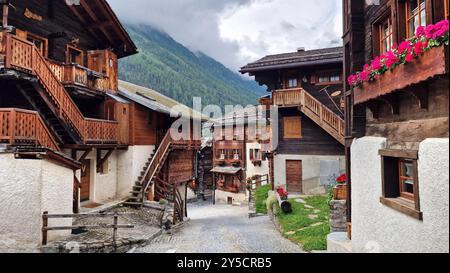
[276,186,292,214]
[333,174,347,200]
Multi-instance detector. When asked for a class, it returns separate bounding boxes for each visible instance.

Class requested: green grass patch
[275,196,330,252]
[255,185,271,214]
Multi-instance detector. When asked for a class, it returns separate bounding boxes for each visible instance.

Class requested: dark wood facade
[240,47,346,157]
[343,0,449,228]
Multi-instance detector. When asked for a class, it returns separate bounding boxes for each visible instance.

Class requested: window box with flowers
[349,20,449,105]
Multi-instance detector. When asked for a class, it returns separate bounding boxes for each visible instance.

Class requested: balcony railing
[47,60,110,93]
[0,108,60,151]
[273,88,303,106]
[0,32,124,145]
[354,45,449,105]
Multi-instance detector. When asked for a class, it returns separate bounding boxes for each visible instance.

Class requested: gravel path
[135,201,304,253]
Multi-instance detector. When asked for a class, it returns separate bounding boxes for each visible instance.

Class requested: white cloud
[219,0,343,64]
[108,0,342,72]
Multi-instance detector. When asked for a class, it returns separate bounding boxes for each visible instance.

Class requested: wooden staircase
[1,33,120,146]
[125,130,199,223]
[273,88,345,145]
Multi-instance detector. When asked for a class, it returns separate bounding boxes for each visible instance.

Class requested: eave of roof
[240,47,343,74]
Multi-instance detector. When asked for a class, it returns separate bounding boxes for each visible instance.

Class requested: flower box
[354,45,448,105]
[333,184,347,201]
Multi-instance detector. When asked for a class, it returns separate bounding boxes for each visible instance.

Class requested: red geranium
[336,174,347,184]
[277,186,289,199]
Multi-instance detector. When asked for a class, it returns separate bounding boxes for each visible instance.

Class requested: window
[283,116,302,139]
[379,149,422,220]
[232,149,241,160]
[399,159,415,201]
[66,45,84,66]
[288,78,298,88]
[27,33,48,57]
[380,16,394,54]
[250,149,262,161]
[316,72,342,84]
[217,149,226,160]
[406,0,427,38]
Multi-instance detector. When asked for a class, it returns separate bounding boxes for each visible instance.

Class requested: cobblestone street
[134,201,304,253]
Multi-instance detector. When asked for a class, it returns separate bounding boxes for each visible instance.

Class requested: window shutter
[283,116,302,139]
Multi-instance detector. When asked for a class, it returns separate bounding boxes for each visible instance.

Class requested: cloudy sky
[109,0,342,72]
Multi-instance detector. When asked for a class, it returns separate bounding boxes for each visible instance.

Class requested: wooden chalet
[339,0,449,252]
[0,0,200,236]
[241,47,346,195]
[206,106,271,204]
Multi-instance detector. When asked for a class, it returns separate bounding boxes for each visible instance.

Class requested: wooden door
[80,160,91,202]
[286,160,303,193]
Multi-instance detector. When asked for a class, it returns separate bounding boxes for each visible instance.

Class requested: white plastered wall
[273,154,345,194]
[0,154,73,252]
[245,142,270,180]
[351,137,449,253]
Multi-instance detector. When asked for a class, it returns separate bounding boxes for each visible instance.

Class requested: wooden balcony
[47,60,110,93]
[273,88,303,106]
[0,33,125,146]
[354,45,449,105]
[0,108,60,151]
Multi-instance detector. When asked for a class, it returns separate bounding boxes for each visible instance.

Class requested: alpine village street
[0,0,448,255]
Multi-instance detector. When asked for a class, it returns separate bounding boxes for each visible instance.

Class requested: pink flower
[359,71,369,81]
[397,41,411,53]
[384,51,399,68]
[371,57,382,71]
[363,64,372,74]
[414,41,424,55]
[405,50,414,62]
[416,26,426,37]
[347,74,358,86]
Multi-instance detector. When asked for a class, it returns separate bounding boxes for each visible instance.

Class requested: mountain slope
[118,24,266,108]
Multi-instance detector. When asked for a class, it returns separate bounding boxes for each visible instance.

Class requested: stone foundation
[329,200,347,232]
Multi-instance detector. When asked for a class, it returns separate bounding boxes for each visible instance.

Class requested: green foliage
[275,196,330,252]
[255,185,271,214]
[119,24,267,108]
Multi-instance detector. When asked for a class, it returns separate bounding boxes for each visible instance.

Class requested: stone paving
[42,205,163,253]
[134,201,304,253]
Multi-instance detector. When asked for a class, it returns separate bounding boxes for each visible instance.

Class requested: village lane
[134,201,304,253]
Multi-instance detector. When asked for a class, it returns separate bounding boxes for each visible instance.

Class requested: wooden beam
[79,0,117,46]
[2,3,8,28]
[96,148,114,173]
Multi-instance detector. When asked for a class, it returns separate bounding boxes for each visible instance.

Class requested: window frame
[445,0,449,19]
[315,70,343,85]
[405,0,427,38]
[66,45,85,66]
[26,33,48,57]
[380,16,394,54]
[379,149,422,220]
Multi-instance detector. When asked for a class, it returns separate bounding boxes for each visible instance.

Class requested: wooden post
[42,211,48,246]
[9,108,15,145]
[112,212,118,249]
[212,173,216,205]
[2,4,8,29]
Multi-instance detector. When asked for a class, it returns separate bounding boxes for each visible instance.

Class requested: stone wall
[329,200,347,232]
[0,154,73,252]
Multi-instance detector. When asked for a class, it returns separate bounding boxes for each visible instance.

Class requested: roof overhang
[210,166,243,175]
[66,0,138,58]
[240,57,343,74]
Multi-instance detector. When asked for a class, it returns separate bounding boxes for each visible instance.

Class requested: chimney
[297,47,306,52]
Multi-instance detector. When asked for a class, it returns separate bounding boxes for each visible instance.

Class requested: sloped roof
[118,80,206,120]
[240,47,343,73]
[66,0,137,58]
